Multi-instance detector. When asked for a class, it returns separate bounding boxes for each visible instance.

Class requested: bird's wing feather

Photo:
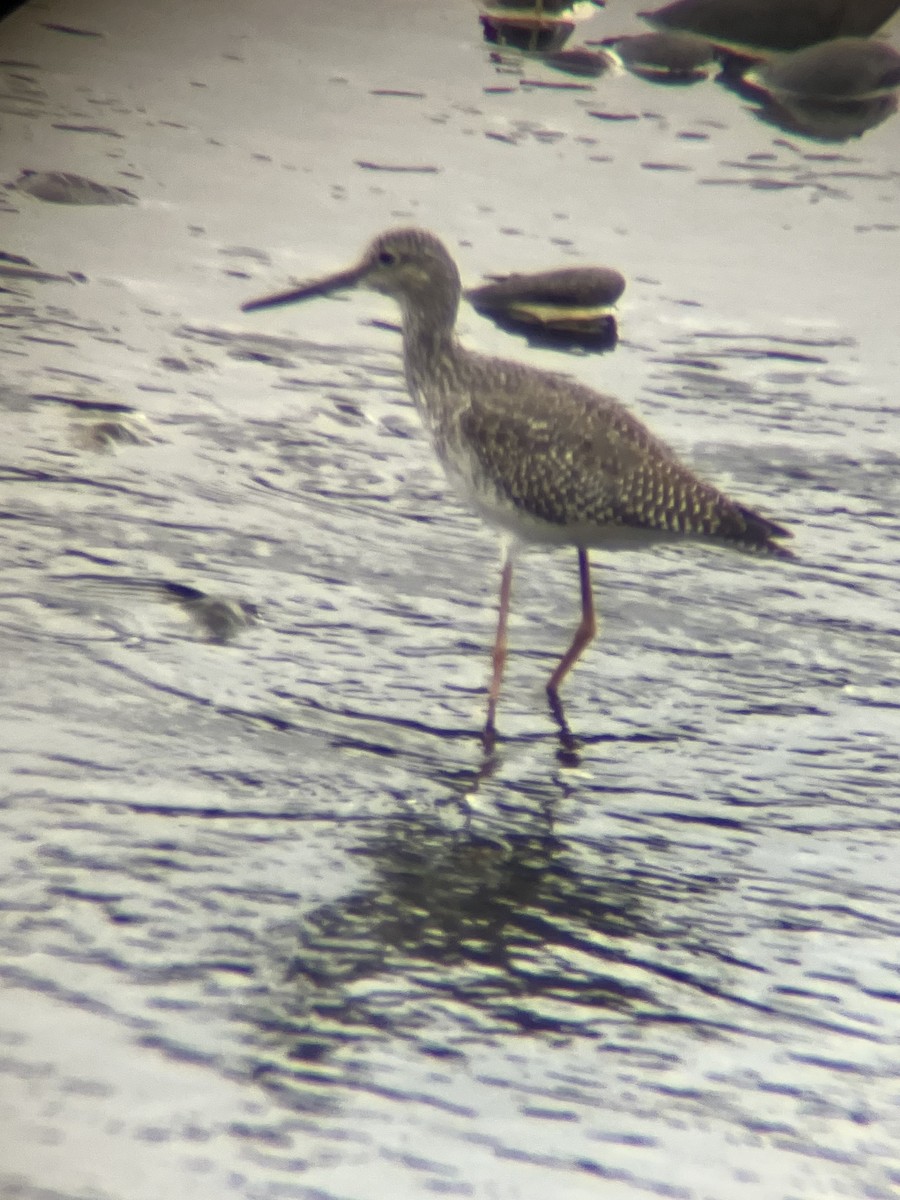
[456,359,791,551]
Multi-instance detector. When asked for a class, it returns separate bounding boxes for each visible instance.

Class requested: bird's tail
[729,502,795,559]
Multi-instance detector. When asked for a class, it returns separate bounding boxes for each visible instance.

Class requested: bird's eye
[378,250,397,266]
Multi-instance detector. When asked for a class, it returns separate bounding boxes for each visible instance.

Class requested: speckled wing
[457,361,792,554]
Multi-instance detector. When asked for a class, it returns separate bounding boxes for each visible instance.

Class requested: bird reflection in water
[247,806,678,1105]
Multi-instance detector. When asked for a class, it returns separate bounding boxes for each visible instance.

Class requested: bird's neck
[400,288,458,341]
[399,299,460,405]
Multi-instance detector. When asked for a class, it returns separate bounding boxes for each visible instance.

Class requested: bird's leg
[483,549,515,749]
[547,548,596,703]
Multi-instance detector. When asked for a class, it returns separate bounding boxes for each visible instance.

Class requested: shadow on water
[235,792,893,1121]
[243,808,701,1112]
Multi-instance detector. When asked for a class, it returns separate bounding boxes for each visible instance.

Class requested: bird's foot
[480,718,499,757]
[547,688,582,767]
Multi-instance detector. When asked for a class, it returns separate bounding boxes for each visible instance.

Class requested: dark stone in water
[602,31,717,80]
[744,37,900,101]
[15,170,138,205]
[543,46,613,77]
[639,0,900,54]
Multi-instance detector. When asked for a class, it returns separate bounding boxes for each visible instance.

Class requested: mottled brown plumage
[448,353,789,550]
[243,227,792,744]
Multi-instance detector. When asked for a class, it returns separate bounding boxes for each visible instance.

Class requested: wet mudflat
[2,1,899,1198]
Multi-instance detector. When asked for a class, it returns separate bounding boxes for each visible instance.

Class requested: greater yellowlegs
[243,228,792,744]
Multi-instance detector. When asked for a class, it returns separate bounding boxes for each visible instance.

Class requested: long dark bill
[241,264,364,312]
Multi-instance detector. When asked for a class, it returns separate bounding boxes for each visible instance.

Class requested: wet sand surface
[2,1,899,1198]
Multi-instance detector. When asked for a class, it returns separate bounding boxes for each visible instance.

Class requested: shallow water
[2,1,900,1198]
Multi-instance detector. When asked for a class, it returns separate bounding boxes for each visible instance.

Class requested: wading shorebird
[243,228,792,746]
